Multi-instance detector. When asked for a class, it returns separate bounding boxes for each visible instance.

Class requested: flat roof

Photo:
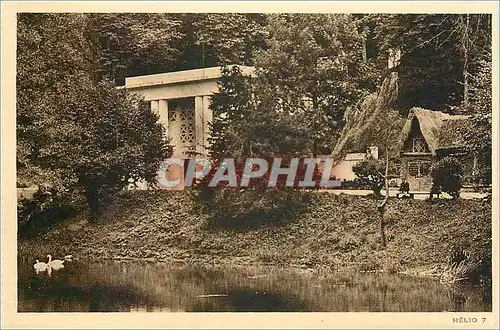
[125,66,255,89]
[344,153,366,161]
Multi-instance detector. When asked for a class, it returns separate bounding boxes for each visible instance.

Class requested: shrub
[17,14,172,221]
[17,185,82,238]
[430,157,463,199]
[191,156,319,229]
[352,159,385,196]
[194,185,312,230]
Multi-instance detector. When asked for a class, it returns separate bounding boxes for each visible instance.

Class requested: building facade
[124,66,255,188]
[327,146,379,182]
[125,66,255,157]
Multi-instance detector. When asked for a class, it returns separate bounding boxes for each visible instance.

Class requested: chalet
[399,107,472,191]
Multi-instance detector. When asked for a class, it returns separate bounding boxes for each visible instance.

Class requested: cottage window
[412,136,427,153]
[420,162,430,176]
[408,162,419,176]
[408,161,431,177]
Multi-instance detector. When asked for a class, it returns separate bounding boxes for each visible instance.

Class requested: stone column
[150,100,159,114]
[202,95,213,155]
[158,99,169,138]
[194,96,204,155]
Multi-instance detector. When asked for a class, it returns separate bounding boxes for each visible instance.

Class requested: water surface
[18,258,491,312]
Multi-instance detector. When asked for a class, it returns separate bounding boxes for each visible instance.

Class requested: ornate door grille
[168,98,195,149]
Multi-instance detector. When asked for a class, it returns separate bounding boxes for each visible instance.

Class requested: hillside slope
[19,191,491,275]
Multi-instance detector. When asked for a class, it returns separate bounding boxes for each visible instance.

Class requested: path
[318,189,487,200]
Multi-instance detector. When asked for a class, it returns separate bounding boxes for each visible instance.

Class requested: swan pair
[33,254,66,273]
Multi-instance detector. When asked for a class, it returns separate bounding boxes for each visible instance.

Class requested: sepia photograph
[1,1,498,329]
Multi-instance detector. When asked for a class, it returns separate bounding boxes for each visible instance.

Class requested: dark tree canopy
[17,13,172,220]
[367,14,491,112]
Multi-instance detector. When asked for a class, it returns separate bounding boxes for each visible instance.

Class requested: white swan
[47,254,65,270]
[34,260,48,273]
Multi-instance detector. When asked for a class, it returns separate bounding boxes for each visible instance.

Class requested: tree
[452,14,491,108]
[87,13,185,84]
[208,65,255,159]
[192,13,268,66]
[200,65,320,227]
[431,157,464,199]
[369,14,491,112]
[88,13,269,85]
[255,14,372,155]
[45,79,172,218]
[352,159,385,196]
[375,111,405,247]
[352,109,403,247]
[464,46,492,187]
[209,65,311,160]
[17,13,98,189]
[17,13,172,221]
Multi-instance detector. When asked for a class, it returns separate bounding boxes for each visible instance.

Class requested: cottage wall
[400,117,433,191]
[400,156,433,191]
[330,159,362,181]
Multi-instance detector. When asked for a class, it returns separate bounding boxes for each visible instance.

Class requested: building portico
[124,66,254,189]
[125,66,255,157]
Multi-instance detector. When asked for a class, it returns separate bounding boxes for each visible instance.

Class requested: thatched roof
[437,117,471,150]
[400,107,470,155]
[331,72,399,160]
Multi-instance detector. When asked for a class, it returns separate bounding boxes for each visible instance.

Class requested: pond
[18,258,491,312]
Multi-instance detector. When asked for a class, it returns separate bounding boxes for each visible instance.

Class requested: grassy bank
[18,191,491,277]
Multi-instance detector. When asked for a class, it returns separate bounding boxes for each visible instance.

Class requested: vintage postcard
[1,1,498,329]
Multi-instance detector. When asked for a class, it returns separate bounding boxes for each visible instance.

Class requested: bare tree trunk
[377,158,389,248]
[377,122,393,248]
[463,14,470,108]
[361,30,367,63]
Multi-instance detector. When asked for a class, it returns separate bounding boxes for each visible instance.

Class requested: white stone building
[124,66,255,189]
[125,66,255,157]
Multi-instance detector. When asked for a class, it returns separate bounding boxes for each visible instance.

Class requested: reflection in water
[17,258,491,312]
[226,290,303,312]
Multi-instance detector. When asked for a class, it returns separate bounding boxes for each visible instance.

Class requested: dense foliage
[17,13,492,229]
[255,14,376,154]
[367,14,491,112]
[201,61,327,225]
[209,14,380,159]
[89,13,268,84]
[430,157,464,199]
[352,159,386,196]
[464,49,492,187]
[17,14,172,223]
